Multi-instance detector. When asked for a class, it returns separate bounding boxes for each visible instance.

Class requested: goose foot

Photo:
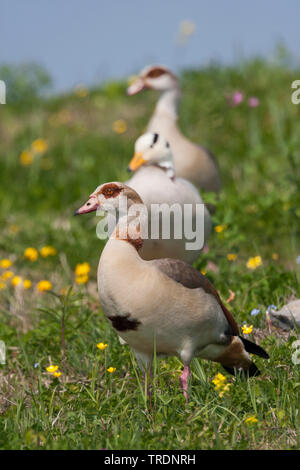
[180,365,191,403]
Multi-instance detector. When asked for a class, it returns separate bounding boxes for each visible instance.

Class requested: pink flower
[229,91,244,107]
[248,97,260,108]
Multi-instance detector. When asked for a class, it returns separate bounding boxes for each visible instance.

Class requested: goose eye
[147,68,166,79]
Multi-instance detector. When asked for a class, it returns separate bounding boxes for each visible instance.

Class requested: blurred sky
[1,0,300,92]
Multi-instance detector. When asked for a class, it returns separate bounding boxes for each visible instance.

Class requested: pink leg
[180,365,191,403]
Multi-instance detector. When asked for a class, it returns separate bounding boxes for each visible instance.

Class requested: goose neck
[154,87,181,120]
[111,214,144,253]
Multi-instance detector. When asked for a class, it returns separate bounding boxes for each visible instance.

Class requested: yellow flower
[107,367,116,373]
[112,119,127,134]
[246,256,262,270]
[20,150,33,166]
[52,372,61,378]
[74,84,88,97]
[24,247,39,262]
[272,253,279,261]
[0,281,6,290]
[0,259,13,269]
[11,276,22,287]
[245,416,258,425]
[241,324,253,335]
[97,342,108,351]
[215,224,227,233]
[212,372,227,390]
[31,139,48,154]
[212,372,232,396]
[37,280,52,292]
[1,271,14,280]
[46,365,58,373]
[40,246,57,257]
[212,372,226,383]
[227,253,237,261]
[75,275,89,284]
[75,262,90,276]
[201,269,207,275]
[11,277,31,289]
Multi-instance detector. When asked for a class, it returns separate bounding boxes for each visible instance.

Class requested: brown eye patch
[100,183,122,199]
[147,68,166,79]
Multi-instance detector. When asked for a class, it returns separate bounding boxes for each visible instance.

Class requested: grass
[0,55,300,450]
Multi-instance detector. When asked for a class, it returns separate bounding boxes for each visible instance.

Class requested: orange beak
[127,152,146,172]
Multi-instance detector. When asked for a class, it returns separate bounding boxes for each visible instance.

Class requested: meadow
[0,54,300,450]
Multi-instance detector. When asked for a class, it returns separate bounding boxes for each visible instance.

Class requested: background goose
[75,183,269,403]
[127,65,221,193]
[126,132,212,264]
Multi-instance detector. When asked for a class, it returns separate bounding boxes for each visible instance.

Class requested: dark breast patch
[126,235,143,252]
[108,314,141,332]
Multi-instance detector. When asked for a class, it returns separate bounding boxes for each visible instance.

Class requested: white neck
[100,222,142,270]
[98,236,143,299]
[154,87,181,121]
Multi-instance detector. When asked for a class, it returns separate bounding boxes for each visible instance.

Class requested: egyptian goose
[127,65,221,193]
[75,183,269,402]
[126,132,212,264]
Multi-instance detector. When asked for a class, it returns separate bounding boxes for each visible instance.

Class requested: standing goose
[126,132,212,264]
[127,65,221,193]
[75,183,269,402]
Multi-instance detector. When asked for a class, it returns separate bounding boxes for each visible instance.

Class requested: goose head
[127,65,178,95]
[75,182,143,216]
[128,133,175,178]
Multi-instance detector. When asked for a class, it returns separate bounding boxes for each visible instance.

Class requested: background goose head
[127,65,178,95]
[75,182,143,216]
[128,133,175,178]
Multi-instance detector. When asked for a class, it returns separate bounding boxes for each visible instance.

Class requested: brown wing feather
[151,258,239,335]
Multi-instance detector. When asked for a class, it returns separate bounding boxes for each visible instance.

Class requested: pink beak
[126,77,146,96]
[74,195,99,215]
